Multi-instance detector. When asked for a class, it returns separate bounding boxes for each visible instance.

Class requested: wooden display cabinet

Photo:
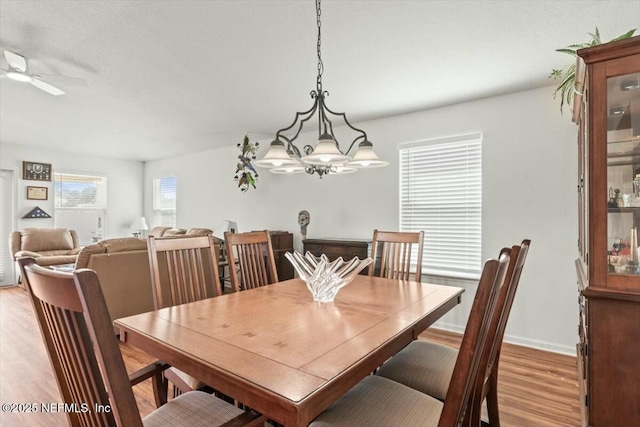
[574,36,640,427]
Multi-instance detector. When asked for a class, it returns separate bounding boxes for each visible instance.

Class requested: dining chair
[375,239,531,427]
[148,235,222,309]
[224,230,279,292]
[309,250,511,427]
[147,235,222,397]
[17,257,261,427]
[369,229,424,281]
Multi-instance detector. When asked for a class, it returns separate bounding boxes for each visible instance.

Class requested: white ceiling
[0,1,638,162]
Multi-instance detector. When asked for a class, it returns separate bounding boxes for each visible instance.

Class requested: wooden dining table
[115,275,464,427]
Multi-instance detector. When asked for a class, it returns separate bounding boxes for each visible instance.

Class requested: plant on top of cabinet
[550,27,637,113]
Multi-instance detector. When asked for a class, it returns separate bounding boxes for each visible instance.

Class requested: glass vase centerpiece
[285,251,373,302]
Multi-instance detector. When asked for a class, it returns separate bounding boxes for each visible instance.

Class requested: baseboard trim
[432,321,575,356]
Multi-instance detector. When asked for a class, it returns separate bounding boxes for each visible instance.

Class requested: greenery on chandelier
[550,27,636,113]
[234,135,259,192]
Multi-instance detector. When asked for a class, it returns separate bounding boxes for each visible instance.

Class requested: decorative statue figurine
[298,210,310,240]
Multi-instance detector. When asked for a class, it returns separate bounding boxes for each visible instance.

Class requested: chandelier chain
[316,0,324,92]
[256,0,387,177]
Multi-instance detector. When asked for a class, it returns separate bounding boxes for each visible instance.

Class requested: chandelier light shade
[270,164,306,174]
[255,0,387,178]
[333,165,358,174]
[301,133,351,165]
[253,140,300,168]
[347,141,389,168]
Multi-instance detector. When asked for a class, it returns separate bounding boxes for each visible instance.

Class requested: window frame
[53,171,107,246]
[398,132,482,280]
[153,176,177,228]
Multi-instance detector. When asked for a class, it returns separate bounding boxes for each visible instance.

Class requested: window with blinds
[399,132,482,280]
[54,172,107,246]
[153,176,176,227]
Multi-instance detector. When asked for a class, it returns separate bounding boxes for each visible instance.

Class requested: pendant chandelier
[254,0,388,178]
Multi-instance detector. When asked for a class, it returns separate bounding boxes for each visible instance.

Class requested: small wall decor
[26,186,48,200]
[234,134,259,192]
[22,206,52,219]
[23,161,52,181]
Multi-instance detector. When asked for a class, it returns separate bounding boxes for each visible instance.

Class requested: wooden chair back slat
[370,230,424,281]
[247,244,258,288]
[470,239,531,426]
[438,251,511,427]
[148,236,222,309]
[225,231,279,292]
[494,240,530,359]
[248,244,258,288]
[18,257,142,427]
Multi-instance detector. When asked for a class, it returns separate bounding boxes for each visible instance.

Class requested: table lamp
[213,220,238,262]
[130,217,149,238]
[213,220,238,240]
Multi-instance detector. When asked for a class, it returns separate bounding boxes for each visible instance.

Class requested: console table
[303,238,377,275]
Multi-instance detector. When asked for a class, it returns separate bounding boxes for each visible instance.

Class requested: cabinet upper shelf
[608,136,640,166]
[607,207,640,213]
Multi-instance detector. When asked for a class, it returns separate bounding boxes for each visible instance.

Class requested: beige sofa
[74,237,155,330]
[150,226,213,237]
[10,228,81,267]
[74,228,215,334]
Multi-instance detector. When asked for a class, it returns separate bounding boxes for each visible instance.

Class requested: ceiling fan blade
[4,50,27,72]
[36,73,87,86]
[30,77,65,96]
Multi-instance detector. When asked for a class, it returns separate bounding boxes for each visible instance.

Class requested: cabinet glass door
[607,71,640,275]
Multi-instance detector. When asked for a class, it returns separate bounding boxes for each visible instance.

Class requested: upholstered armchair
[9,228,81,267]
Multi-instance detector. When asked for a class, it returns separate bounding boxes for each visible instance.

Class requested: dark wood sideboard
[270,231,294,281]
[302,238,378,275]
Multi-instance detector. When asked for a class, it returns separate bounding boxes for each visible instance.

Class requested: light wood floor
[0,285,581,427]
[420,329,581,426]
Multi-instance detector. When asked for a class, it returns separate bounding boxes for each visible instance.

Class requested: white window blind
[54,172,107,246]
[153,176,176,227]
[399,132,482,279]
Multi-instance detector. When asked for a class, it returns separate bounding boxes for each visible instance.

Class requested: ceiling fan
[0,50,84,96]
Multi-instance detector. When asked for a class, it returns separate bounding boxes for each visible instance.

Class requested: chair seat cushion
[376,340,457,401]
[310,375,443,427]
[143,391,243,427]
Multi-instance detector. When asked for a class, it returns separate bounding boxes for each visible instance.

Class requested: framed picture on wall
[22,161,52,181]
[26,186,48,201]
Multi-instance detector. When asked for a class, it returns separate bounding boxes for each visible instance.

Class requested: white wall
[144,85,578,354]
[0,142,144,238]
